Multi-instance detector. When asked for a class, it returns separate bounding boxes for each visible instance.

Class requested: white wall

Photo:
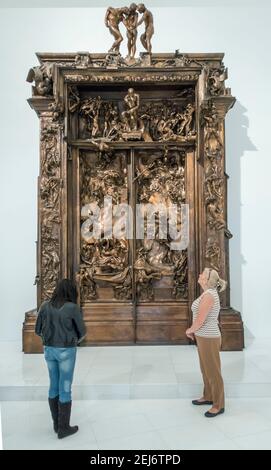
[0,4,270,341]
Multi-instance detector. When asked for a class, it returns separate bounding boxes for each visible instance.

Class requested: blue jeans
[44,346,77,403]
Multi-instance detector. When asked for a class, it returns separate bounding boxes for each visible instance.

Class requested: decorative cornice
[27,97,55,116]
[36,51,225,67]
[63,71,200,83]
[211,95,236,118]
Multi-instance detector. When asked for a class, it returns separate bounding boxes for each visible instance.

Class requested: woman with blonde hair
[186,268,227,417]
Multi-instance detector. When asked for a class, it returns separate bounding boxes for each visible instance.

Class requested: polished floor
[1,338,271,449]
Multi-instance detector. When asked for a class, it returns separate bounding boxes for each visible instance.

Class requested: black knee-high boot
[48,396,59,433]
[58,401,78,439]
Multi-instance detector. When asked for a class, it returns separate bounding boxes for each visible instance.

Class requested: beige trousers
[196,335,225,410]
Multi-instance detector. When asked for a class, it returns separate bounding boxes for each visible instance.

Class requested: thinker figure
[137,3,154,54]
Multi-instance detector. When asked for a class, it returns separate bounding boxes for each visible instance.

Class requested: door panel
[79,149,132,303]
[71,146,193,344]
[134,149,188,303]
[134,148,189,343]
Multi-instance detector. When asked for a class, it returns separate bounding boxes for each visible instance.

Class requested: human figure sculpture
[208,67,228,95]
[26,63,53,96]
[137,3,154,54]
[121,88,140,131]
[80,96,102,138]
[123,3,138,60]
[203,103,223,155]
[104,6,129,53]
[178,103,195,136]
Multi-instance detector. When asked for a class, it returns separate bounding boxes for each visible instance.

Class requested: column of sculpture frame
[199,97,244,350]
[23,101,65,353]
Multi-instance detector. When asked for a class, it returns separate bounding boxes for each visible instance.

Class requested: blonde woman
[186,268,227,418]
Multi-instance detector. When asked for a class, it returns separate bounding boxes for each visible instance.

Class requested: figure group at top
[105,3,154,61]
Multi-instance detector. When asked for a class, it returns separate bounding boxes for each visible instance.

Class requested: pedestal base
[22,309,43,353]
[140,52,152,66]
[220,307,244,351]
[22,305,245,353]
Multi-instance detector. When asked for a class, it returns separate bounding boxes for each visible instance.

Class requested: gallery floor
[1,338,271,450]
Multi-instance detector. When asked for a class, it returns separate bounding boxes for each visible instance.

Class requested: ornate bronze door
[24,49,244,352]
[69,142,196,345]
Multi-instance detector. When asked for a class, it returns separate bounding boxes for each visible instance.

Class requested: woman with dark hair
[35,279,86,439]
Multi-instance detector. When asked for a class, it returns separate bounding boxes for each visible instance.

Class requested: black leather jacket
[35,301,86,348]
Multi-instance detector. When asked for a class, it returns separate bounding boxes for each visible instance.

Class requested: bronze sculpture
[123,3,138,61]
[121,87,140,132]
[23,5,244,353]
[105,6,129,53]
[208,67,228,96]
[104,3,154,61]
[26,63,53,96]
[137,3,154,54]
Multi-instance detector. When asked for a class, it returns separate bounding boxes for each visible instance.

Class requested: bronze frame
[23,52,244,352]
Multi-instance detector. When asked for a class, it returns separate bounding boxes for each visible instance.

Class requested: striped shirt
[192,288,221,338]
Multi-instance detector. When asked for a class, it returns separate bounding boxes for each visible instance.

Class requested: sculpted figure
[26,63,53,96]
[105,6,129,53]
[137,3,154,54]
[121,88,140,131]
[123,3,138,60]
[178,103,195,136]
[208,67,228,95]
